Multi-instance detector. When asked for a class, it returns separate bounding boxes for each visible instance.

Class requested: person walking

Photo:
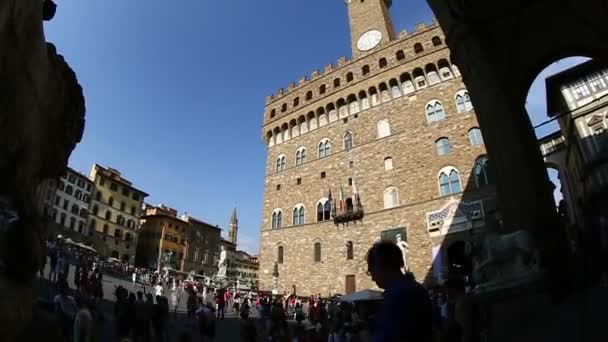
[73,296,95,342]
[366,241,433,342]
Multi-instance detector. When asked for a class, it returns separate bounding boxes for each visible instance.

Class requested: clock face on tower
[357,30,383,52]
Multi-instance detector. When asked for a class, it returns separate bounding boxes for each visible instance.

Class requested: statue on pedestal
[216,245,228,278]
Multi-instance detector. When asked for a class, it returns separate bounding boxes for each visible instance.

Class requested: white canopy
[339,289,384,303]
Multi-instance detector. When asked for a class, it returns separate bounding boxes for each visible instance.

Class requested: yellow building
[136,204,188,270]
[88,164,148,263]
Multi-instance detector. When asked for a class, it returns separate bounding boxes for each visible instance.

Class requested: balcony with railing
[333,197,364,225]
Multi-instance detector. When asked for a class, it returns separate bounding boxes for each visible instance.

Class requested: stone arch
[281,122,290,142]
[414,42,424,54]
[413,68,427,90]
[273,126,282,144]
[289,119,299,138]
[317,107,328,127]
[347,94,360,114]
[400,72,415,95]
[307,111,317,131]
[298,115,308,134]
[369,86,380,106]
[359,90,370,110]
[425,63,441,85]
[326,103,338,123]
[266,130,274,147]
[337,98,348,118]
[379,82,391,102]
[389,78,401,98]
[437,58,453,80]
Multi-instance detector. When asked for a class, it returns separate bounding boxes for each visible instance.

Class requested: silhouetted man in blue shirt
[367,241,432,342]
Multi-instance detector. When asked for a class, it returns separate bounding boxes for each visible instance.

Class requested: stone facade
[258,2,497,296]
[88,164,148,263]
[181,215,222,276]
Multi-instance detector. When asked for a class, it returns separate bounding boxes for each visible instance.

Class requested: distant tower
[228,207,238,245]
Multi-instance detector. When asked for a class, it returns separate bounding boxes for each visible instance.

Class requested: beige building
[220,239,260,290]
[88,164,148,263]
[258,0,497,296]
[180,214,222,276]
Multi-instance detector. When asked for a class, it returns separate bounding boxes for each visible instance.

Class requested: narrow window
[278,246,284,264]
[384,157,393,170]
[319,84,326,94]
[344,132,354,150]
[436,138,452,155]
[346,241,354,260]
[314,242,321,262]
[293,97,300,107]
[306,91,313,101]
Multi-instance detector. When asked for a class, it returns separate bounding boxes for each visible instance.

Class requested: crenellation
[263,21,447,125]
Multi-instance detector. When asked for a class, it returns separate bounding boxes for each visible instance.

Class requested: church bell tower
[228,207,238,245]
[346,0,395,58]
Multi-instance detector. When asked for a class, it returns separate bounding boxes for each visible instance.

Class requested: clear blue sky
[44,0,583,254]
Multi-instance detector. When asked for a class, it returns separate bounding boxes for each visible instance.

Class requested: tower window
[396,50,405,61]
[346,241,354,260]
[320,171,326,179]
[314,242,321,262]
[362,65,370,75]
[297,178,302,185]
[276,184,281,191]
[379,58,388,68]
[426,100,446,123]
[344,131,354,151]
[281,103,287,112]
[436,138,452,156]
[384,157,393,171]
[319,84,326,94]
[278,246,284,264]
[346,72,354,82]
[439,168,462,196]
[293,97,300,107]
[306,91,313,101]
[348,177,353,186]
[432,36,443,46]
[469,128,484,146]
[414,43,424,54]
[334,78,341,88]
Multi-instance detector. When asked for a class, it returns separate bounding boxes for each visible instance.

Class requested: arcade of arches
[426,0,608,282]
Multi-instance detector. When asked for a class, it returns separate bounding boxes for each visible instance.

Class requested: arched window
[108,196,114,207]
[89,219,96,231]
[362,65,370,75]
[278,246,284,264]
[292,205,305,225]
[474,157,494,187]
[396,50,405,61]
[384,157,394,170]
[270,109,276,118]
[455,90,473,113]
[295,147,307,166]
[275,155,286,173]
[65,185,73,195]
[293,97,300,107]
[469,128,484,145]
[105,210,112,221]
[346,72,354,82]
[271,209,283,229]
[383,187,400,209]
[281,103,287,112]
[379,58,388,68]
[316,199,331,222]
[314,242,321,262]
[75,190,82,200]
[318,139,331,158]
[439,168,462,196]
[319,84,326,94]
[426,101,446,123]
[377,119,391,138]
[414,43,424,54]
[432,36,443,46]
[306,91,313,101]
[346,241,354,260]
[344,132,354,151]
[436,138,452,155]
[334,78,341,88]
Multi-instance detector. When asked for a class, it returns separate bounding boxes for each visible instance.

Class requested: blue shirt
[372,276,433,342]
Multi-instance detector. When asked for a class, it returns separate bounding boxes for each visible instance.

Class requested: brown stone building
[180,215,222,276]
[258,0,497,296]
[88,164,148,263]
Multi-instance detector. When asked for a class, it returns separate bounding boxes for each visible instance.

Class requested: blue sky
[45,0,582,254]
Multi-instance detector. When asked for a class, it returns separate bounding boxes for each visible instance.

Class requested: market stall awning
[339,289,384,303]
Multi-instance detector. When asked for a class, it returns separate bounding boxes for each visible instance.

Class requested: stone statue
[0,1,85,340]
[217,245,228,277]
[468,229,541,292]
[395,233,409,272]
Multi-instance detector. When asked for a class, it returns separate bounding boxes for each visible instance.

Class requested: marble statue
[395,233,409,272]
[217,245,228,277]
[468,229,541,292]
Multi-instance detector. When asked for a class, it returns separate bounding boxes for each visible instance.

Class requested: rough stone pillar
[444,26,569,285]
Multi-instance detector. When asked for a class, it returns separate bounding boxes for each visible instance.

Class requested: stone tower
[346,0,395,58]
[228,207,238,245]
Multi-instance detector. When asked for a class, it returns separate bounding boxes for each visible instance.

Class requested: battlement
[264,19,439,106]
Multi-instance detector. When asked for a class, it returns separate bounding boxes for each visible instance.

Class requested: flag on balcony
[352,180,360,211]
[339,184,346,211]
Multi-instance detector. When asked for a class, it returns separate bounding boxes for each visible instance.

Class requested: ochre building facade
[258,0,496,296]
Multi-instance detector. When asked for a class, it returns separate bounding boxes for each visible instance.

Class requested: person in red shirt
[215,289,226,319]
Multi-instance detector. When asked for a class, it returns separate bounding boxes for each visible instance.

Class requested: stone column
[446,26,569,282]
